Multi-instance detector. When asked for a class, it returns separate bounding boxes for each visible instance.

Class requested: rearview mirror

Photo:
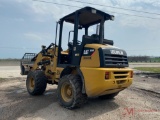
[110,15,115,21]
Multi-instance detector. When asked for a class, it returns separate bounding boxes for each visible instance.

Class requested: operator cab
[56,6,114,67]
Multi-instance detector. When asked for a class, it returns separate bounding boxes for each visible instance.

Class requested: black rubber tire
[26,70,47,95]
[99,92,119,99]
[57,74,87,109]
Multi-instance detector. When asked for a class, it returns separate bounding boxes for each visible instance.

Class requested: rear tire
[26,70,47,95]
[57,74,87,109]
[99,92,119,99]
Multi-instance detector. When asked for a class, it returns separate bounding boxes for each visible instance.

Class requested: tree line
[128,56,160,62]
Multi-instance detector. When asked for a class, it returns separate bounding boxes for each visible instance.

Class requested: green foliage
[128,56,160,63]
[150,57,160,62]
[0,59,20,61]
[134,67,160,73]
[0,78,5,80]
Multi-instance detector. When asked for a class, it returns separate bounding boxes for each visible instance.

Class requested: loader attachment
[20,53,36,75]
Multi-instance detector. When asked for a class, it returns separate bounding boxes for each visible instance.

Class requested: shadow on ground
[0,78,120,120]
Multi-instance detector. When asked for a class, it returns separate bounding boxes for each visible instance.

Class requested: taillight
[105,72,110,79]
[130,71,133,78]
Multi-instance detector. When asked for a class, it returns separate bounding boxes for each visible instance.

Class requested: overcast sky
[0,0,160,58]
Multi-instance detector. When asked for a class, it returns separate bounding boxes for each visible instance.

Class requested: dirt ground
[0,64,160,120]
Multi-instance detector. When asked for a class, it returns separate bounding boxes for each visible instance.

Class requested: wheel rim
[28,77,35,91]
[61,82,73,102]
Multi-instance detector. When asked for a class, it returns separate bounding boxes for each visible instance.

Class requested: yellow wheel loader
[20,7,133,109]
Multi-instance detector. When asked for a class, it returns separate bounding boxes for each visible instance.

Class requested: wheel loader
[20,6,133,109]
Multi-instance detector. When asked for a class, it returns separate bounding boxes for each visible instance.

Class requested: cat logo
[83,50,89,55]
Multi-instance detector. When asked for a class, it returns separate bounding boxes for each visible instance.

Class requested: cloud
[118,15,160,30]
[24,32,53,42]
[1,0,160,57]
[30,0,82,21]
[24,33,43,41]
[14,0,160,30]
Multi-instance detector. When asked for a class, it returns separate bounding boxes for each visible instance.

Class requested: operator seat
[91,34,99,40]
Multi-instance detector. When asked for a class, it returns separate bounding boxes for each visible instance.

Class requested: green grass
[0,59,20,61]
[150,57,160,62]
[0,78,5,82]
[134,67,160,73]
[0,78,7,83]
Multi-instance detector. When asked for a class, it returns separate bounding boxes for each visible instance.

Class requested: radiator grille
[104,54,128,67]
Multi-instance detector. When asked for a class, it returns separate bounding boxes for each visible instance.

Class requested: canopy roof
[60,6,114,27]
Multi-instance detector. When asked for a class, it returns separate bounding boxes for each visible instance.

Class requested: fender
[60,66,72,78]
[60,66,86,94]
[76,67,86,94]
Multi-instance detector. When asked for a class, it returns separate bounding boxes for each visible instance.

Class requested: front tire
[57,74,87,109]
[26,70,47,95]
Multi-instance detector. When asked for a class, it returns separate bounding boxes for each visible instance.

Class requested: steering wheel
[77,40,81,45]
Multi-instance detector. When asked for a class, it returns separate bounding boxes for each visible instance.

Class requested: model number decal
[110,50,123,55]
[83,49,94,55]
